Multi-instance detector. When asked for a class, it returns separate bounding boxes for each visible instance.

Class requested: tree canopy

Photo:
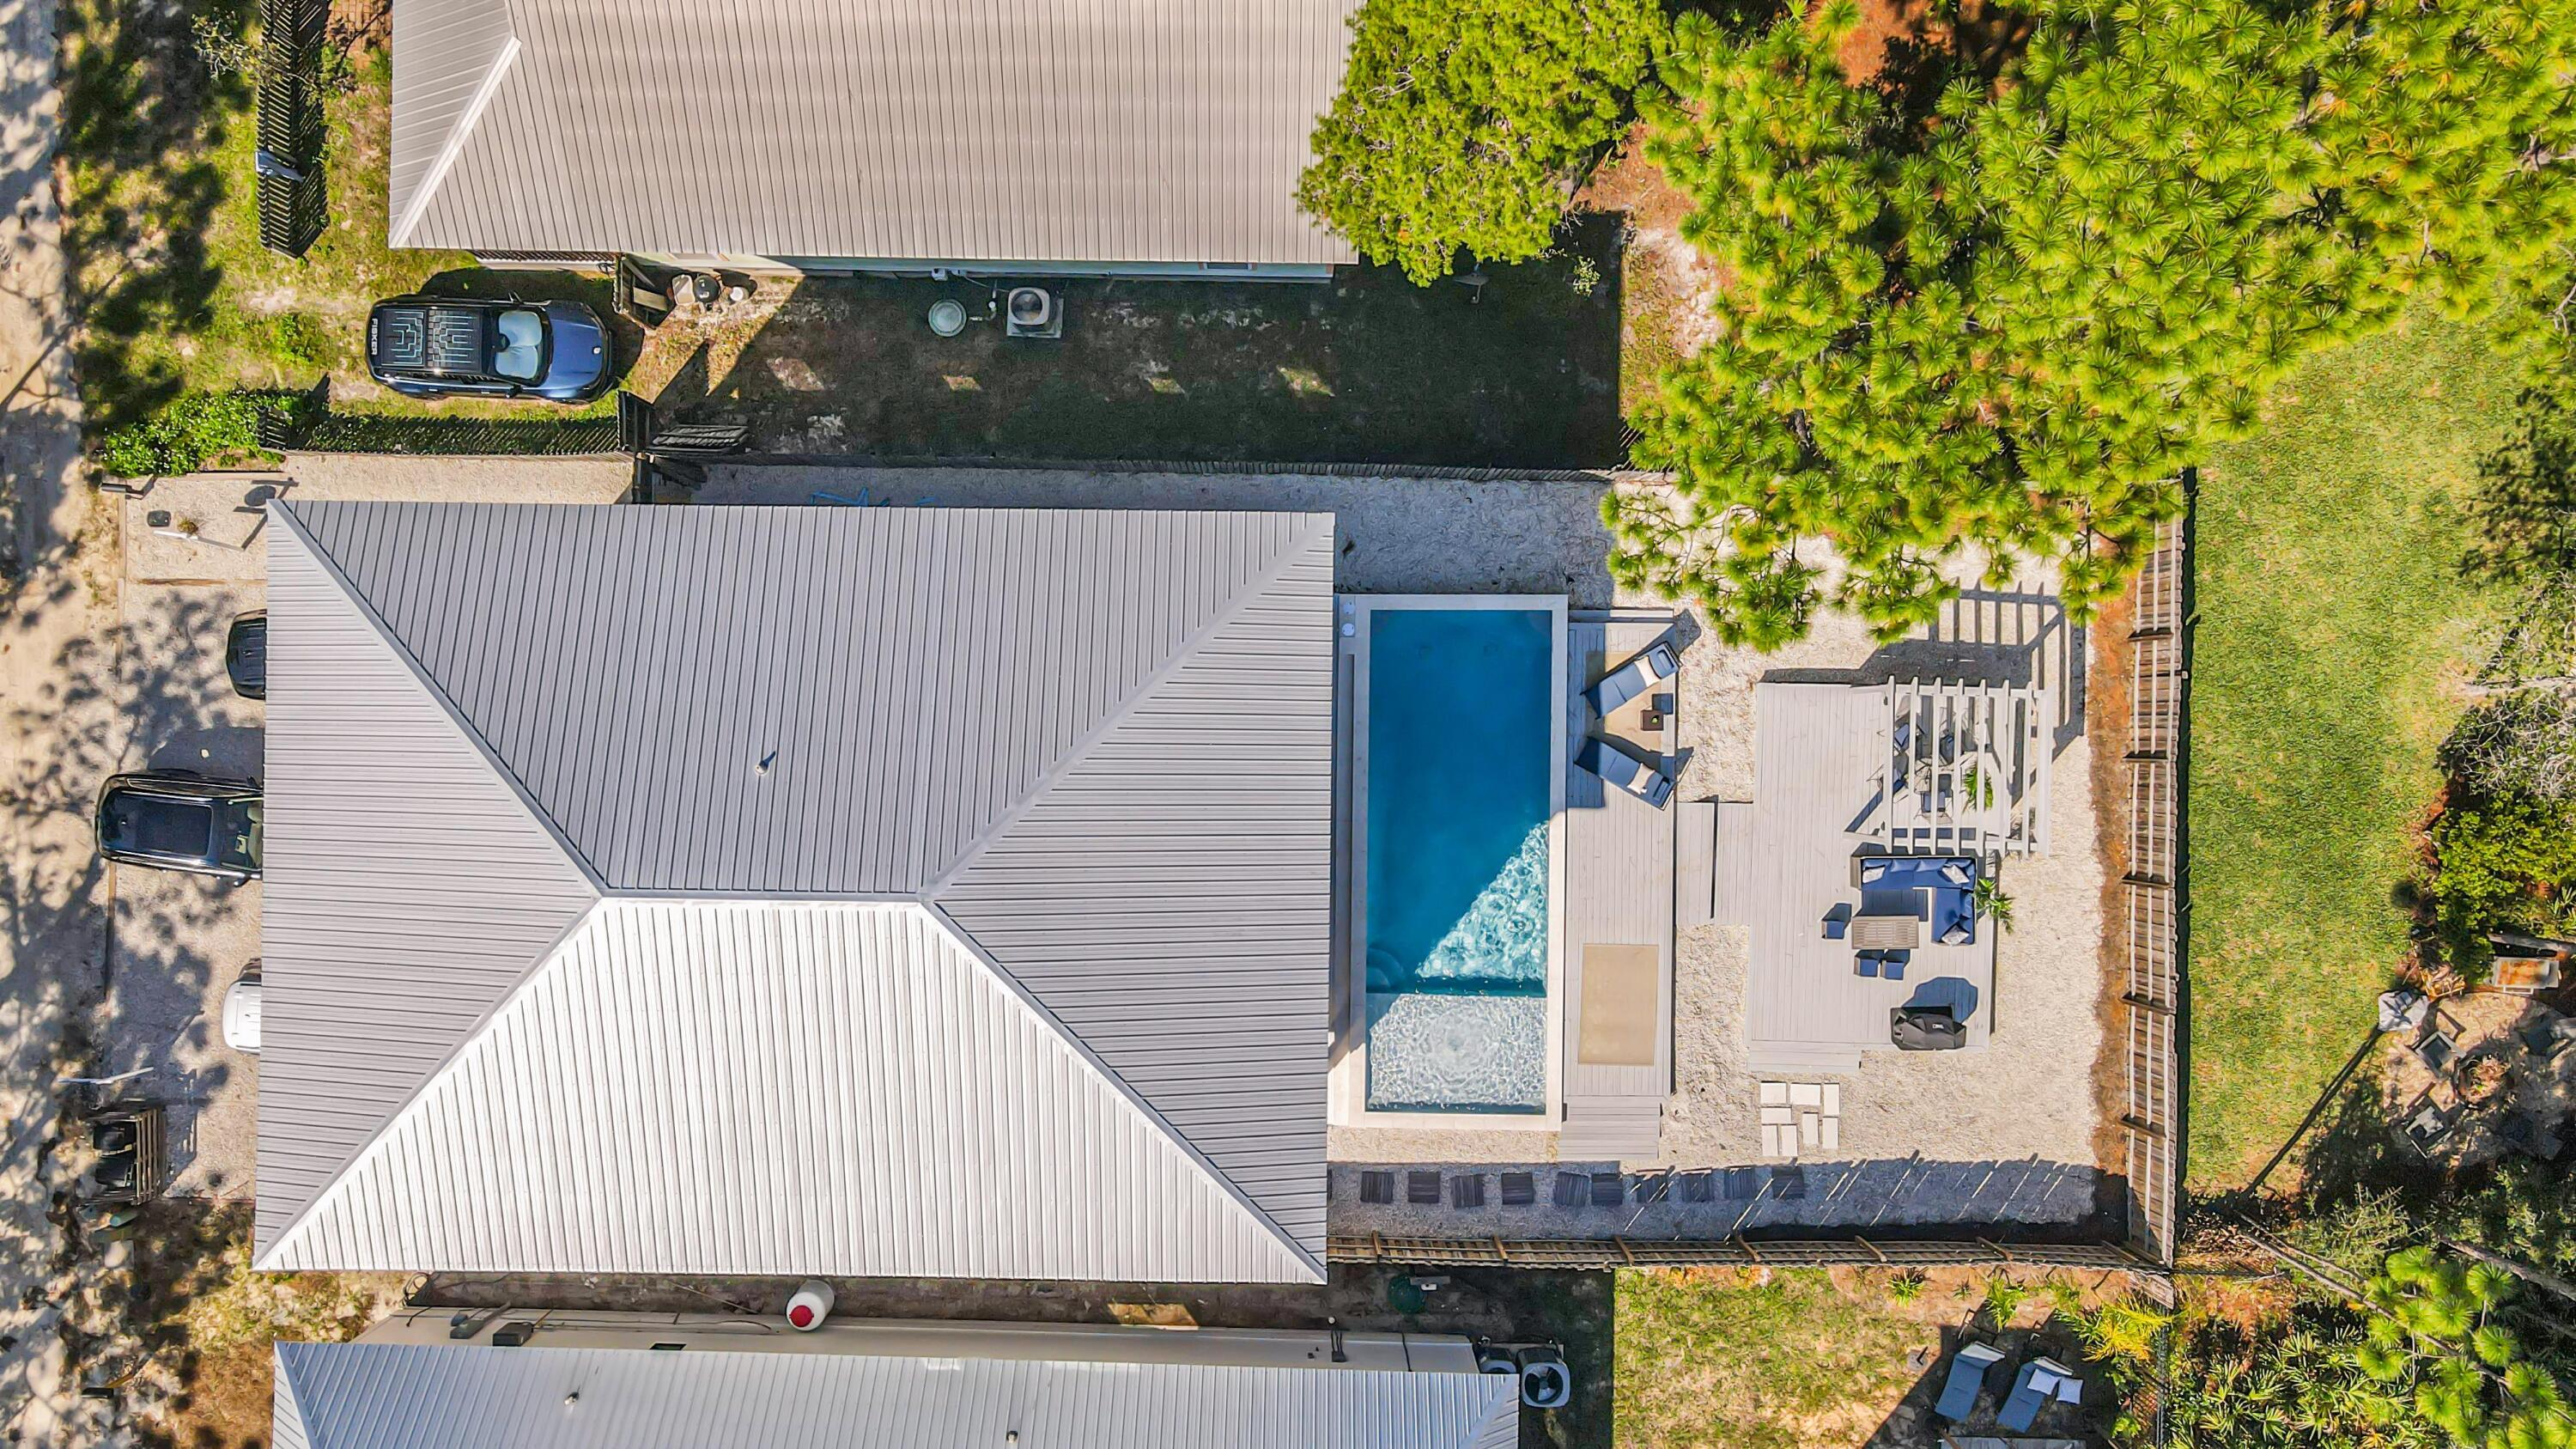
[1297,0,1663,284]
[1611,0,2576,647]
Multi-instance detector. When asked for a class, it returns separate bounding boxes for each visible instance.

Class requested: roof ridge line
[389,32,519,247]
[273,502,611,893]
[916,901,1326,1282]
[256,898,607,1269]
[920,513,1333,897]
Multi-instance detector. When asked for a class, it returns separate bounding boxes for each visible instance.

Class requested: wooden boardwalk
[1726,682,1999,1073]
[1558,615,1680,1155]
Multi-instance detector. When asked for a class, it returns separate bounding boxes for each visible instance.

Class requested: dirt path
[0,0,127,1437]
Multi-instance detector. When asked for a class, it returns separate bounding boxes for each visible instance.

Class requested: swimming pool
[1361,606,1556,1114]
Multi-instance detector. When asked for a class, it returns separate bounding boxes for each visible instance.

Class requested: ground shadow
[2465,387,2576,585]
[660,216,1626,467]
[1862,1315,2117,1448]
[413,1265,1616,1448]
[55,0,252,433]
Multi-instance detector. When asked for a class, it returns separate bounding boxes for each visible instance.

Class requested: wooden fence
[1328,1235,2156,1273]
[2119,494,2195,1266]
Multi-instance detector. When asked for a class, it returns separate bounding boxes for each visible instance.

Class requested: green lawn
[1615,1269,1935,1449]
[57,2,619,435]
[2187,303,2520,1190]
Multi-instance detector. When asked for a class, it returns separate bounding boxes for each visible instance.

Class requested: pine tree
[1613,0,2576,647]
[1297,0,1664,284]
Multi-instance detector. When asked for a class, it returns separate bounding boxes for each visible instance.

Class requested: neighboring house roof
[256,502,1337,1282]
[271,1336,1522,1449]
[387,0,1364,265]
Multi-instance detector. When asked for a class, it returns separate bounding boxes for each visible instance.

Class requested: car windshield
[104,793,215,860]
[491,309,544,381]
[216,800,262,874]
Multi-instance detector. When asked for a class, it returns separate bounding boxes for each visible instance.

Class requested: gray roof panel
[257,517,602,1256]
[289,504,1302,896]
[261,503,1338,1279]
[938,533,1335,1245]
[389,0,1363,265]
[261,903,1318,1282]
[276,1338,1522,1449]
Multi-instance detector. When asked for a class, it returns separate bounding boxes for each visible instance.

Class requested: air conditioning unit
[1004,286,1062,338]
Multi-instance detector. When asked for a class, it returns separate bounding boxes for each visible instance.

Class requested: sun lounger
[1999,1357,2075,1433]
[1585,641,1678,720]
[1577,738,1674,809]
[1933,1342,2007,1422]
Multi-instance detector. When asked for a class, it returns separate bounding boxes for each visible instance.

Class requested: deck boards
[1729,682,1996,1074]
[1562,619,1677,1105]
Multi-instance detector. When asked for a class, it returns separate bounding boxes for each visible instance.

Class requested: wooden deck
[1723,681,1997,1074]
[1559,616,1680,1154]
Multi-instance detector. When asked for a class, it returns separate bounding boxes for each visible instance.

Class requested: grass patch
[2186,302,2521,1190]
[1615,1269,1933,1449]
[58,1,619,436]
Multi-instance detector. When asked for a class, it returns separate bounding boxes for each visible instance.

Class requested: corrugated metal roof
[938,540,1336,1247]
[260,503,1336,1281]
[261,902,1318,1281]
[257,518,603,1257]
[287,504,1321,896]
[275,1338,1521,1449]
[386,0,1362,265]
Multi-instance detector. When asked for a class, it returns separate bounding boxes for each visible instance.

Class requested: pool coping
[1328,593,1568,1130]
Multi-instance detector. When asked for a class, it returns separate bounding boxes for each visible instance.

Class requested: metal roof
[273,1337,1522,1449]
[263,902,1316,1281]
[258,520,603,1251]
[257,503,1336,1282]
[386,0,1363,265]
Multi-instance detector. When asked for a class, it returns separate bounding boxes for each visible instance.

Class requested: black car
[364,295,612,402]
[224,612,266,700]
[95,771,262,882]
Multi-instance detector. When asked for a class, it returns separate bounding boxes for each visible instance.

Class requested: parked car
[364,294,612,402]
[94,770,262,882]
[222,963,261,1053]
[225,611,266,700]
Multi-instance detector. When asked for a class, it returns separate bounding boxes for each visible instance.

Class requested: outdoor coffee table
[1849,912,1920,951]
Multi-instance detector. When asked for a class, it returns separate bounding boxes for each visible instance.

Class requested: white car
[222,965,261,1054]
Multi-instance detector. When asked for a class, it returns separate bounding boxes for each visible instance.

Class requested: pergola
[1869,679,2052,858]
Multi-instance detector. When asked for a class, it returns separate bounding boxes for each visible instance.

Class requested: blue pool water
[1364,607,1552,1113]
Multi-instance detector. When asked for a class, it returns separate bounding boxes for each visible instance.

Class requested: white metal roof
[255,504,1337,1282]
[272,1333,1522,1449]
[387,0,1364,265]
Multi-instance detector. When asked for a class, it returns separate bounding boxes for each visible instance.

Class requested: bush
[1297,0,1663,284]
[2423,788,2576,966]
[95,392,274,477]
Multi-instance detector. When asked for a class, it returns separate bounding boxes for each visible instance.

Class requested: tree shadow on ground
[2466,387,2576,586]
[665,215,1627,467]
[56,0,252,434]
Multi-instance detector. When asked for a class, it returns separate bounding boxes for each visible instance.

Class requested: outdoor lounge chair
[1933,1342,2007,1422]
[1584,641,1679,720]
[2402,1093,2460,1158]
[1577,738,1674,809]
[2416,1030,2460,1076]
[1998,1357,2077,1433]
